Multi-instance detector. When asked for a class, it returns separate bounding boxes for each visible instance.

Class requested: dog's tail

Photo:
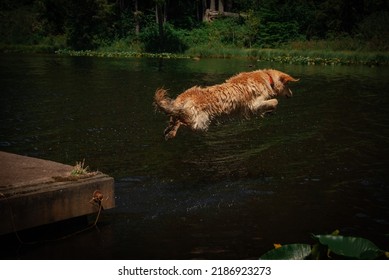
[154,88,176,115]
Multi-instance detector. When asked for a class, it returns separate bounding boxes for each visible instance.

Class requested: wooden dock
[0,151,115,235]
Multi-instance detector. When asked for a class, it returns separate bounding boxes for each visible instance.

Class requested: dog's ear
[280,74,299,84]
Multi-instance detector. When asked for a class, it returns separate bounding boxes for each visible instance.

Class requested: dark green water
[1,54,388,259]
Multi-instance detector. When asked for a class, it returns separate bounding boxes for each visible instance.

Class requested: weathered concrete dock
[0,151,115,235]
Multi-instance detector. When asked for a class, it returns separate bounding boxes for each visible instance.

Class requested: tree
[218,0,224,13]
[2,0,388,51]
[155,0,166,52]
[134,0,140,35]
[65,0,114,50]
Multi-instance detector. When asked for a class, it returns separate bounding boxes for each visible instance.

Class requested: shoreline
[1,44,388,66]
[56,48,389,66]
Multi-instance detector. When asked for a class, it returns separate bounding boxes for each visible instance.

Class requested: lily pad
[313,234,383,259]
[260,244,312,260]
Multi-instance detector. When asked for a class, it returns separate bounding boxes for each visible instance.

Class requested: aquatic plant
[55,48,389,66]
[55,49,190,59]
[248,48,389,66]
[260,230,389,260]
[71,159,89,176]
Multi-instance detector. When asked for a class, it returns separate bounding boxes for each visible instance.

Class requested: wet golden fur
[154,69,298,140]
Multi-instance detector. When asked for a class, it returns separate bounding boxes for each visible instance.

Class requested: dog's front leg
[256,99,278,117]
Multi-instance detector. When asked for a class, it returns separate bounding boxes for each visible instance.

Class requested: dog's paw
[164,130,176,140]
[164,133,174,140]
[261,110,276,118]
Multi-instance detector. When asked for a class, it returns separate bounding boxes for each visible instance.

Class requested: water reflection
[0,54,388,259]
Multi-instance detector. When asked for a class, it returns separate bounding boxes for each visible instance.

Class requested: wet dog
[154,69,298,140]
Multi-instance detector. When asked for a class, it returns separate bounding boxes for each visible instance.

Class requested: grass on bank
[2,38,389,66]
[54,46,389,66]
[184,38,389,65]
[58,37,389,66]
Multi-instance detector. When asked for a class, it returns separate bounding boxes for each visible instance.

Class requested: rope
[0,192,24,244]
[0,191,106,245]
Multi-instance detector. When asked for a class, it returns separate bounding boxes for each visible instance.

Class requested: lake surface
[1,54,388,259]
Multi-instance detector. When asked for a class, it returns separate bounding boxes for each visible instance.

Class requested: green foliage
[183,17,257,50]
[36,0,68,36]
[312,234,383,260]
[260,232,388,260]
[0,5,40,45]
[252,1,310,47]
[243,10,261,48]
[56,49,190,59]
[98,37,142,53]
[258,21,300,47]
[356,11,389,51]
[260,244,312,260]
[207,18,246,47]
[71,159,89,176]
[1,0,388,55]
[65,0,114,50]
[248,48,389,66]
[139,23,188,53]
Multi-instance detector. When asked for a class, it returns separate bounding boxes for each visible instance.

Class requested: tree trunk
[210,0,216,11]
[218,0,224,13]
[134,0,139,35]
[202,0,207,21]
[155,2,164,52]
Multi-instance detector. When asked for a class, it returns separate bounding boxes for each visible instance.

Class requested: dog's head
[265,69,299,98]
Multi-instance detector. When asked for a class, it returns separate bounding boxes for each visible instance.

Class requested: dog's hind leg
[164,118,183,140]
[163,117,175,135]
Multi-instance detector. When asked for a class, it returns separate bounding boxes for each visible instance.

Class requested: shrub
[139,23,188,53]
[356,11,389,51]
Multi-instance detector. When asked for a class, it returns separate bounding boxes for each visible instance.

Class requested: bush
[356,11,389,51]
[139,23,188,53]
[65,0,114,50]
[0,6,42,45]
[98,37,142,53]
[258,21,301,48]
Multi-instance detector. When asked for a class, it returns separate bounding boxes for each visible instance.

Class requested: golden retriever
[154,69,298,140]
